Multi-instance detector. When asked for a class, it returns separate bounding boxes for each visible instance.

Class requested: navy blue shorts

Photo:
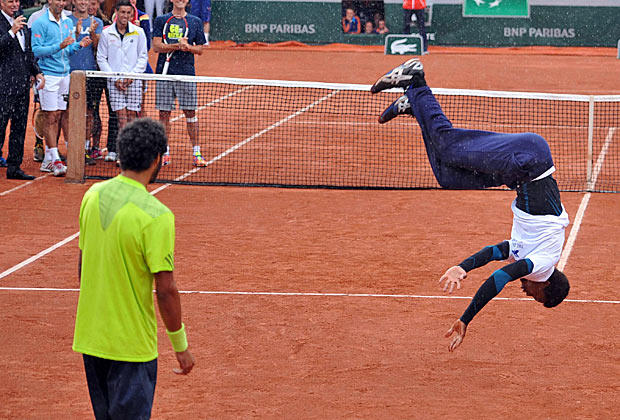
[82,354,157,420]
[405,86,554,190]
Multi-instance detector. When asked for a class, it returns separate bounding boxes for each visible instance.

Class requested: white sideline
[0,90,340,281]
[557,127,616,271]
[0,286,618,304]
[0,173,51,197]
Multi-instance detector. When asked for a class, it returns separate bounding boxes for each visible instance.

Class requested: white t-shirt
[507,199,569,282]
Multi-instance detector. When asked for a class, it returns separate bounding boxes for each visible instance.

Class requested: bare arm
[152,36,181,54]
[155,271,195,374]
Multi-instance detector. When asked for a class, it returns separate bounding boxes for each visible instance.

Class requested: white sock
[165,146,170,155]
[85,140,90,150]
[193,146,201,155]
[49,147,60,162]
[205,32,209,44]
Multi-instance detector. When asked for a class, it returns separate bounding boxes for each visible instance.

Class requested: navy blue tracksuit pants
[406,86,554,190]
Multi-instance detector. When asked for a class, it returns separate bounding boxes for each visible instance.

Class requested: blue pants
[406,86,554,189]
[83,354,157,420]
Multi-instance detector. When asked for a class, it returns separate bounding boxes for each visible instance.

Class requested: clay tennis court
[1,45,619,418]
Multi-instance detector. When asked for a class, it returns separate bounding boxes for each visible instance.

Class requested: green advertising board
[384,34,423,55]
[211,1,620,48]
[463,0,530,18]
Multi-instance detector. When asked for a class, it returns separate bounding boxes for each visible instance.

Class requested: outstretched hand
[445,319,467,352]
[439,265,467,294]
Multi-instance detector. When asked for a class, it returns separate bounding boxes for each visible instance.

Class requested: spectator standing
[86,0,118,163]
[96,0,148,162]
[73,118,195,419]
[403,0,427,54]
[28,0,72,164]
[152,0,206,167]
[0,0,45,179]
[31,0,92,177]
[189,0,210,45]
[341,7,360,34]
[69,0,102,164]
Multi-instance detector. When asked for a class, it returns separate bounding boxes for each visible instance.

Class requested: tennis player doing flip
[371,59,570,352]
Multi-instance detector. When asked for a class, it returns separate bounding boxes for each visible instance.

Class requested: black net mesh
[82,72,620,192]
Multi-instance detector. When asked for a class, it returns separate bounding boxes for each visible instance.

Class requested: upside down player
[371,59,571,352]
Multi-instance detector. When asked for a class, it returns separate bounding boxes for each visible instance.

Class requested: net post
[586,96,594,191]
[65,71,87,184]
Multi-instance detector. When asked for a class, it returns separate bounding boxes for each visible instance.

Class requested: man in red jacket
[403,0,427,54]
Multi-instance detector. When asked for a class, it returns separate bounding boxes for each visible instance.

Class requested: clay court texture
[1,44,619,418]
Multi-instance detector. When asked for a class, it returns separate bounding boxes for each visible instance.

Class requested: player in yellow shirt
[73,118,194,419]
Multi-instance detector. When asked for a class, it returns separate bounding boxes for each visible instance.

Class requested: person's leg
[155,0,165,19]
[6,93,30,170]
[402,9,413,34]
[116,108,130,131]
[184,110,199,147]
[413,8,427,53]
[104,84,119,156]
[178,80,199,149]
[82,354,112,420]
[203,0,211,43]
[156,80,174,164]
[144,0,155,31]
[0,99,10,164]
[405,85,553,188]
[107,359,157,420]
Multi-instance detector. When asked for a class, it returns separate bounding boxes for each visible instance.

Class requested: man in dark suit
[0,0,45,180]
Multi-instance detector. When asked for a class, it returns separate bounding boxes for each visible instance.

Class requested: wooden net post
[66,71,86,183]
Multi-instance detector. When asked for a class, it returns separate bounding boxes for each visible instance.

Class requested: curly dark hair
[543,268,570,308]
[117,118,168,172]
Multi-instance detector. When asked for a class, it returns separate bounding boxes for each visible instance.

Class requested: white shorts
[107,79,143,112]
[39,75,70,111]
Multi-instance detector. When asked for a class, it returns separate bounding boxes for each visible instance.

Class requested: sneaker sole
[370,59,424,94]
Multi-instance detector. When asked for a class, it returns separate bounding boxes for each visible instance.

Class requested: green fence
[211,0,620,47]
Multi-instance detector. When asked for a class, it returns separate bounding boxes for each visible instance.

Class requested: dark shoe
[59,152,66,162]
[379,95,412,124]
[0,157,7,167]
[370,58,425,94]
[7,167,35,180]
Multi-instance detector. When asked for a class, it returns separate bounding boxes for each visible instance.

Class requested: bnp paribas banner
[463,0,530,18]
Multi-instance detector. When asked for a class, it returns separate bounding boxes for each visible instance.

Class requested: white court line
[0,173,52,197]
[0,233,79,280]
[170,86,251,123]
[0,90,341,281]
[0,286,617,304]
[557,127,616,271]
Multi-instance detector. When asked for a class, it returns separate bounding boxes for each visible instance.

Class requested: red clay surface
[1,46,619,419]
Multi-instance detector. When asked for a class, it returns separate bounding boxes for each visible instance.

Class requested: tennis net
[65,71,620,192]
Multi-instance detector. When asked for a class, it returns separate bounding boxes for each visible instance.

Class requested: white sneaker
[40,159,54,172]
[105,152,117,162]
[52,160,67,177]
